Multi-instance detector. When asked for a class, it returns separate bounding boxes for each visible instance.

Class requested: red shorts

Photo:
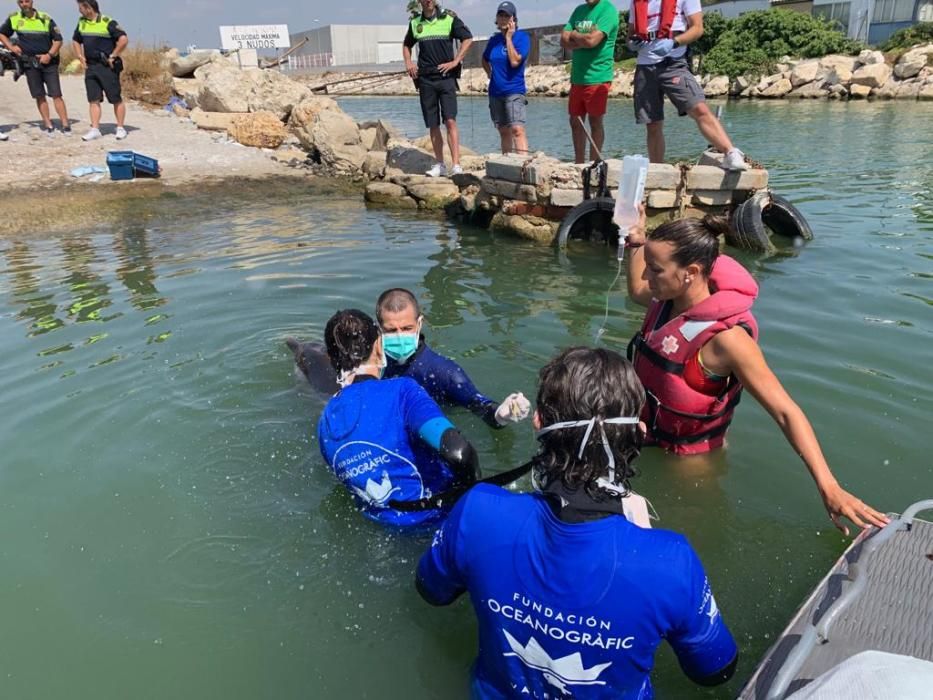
[568,82,611,118]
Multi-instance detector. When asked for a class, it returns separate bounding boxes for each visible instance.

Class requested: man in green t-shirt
[560,0,618,163]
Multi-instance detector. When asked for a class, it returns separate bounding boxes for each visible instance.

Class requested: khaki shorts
[634,57,705,124]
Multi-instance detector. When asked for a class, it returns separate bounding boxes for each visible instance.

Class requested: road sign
[219,25,290,51]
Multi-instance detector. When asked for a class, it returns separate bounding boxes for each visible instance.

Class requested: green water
[1,99,931,698]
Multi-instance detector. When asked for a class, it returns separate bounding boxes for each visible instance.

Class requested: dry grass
[58,44,173,107]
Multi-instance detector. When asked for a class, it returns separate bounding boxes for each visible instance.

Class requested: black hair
[647,214,731,276]
[323,309,380,375]
[78,0,100,12]
[375,288,421,325]
[534,347,645,497]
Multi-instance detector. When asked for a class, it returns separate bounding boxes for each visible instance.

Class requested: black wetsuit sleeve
[439,428,479,486]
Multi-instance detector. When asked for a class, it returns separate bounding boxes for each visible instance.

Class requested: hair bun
[701,214,732,239]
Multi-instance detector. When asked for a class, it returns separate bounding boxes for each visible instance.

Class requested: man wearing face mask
[317,309,479,527]
[377,288,530,429]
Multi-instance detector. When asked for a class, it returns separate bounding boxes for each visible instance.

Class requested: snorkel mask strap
[536,416,640,486]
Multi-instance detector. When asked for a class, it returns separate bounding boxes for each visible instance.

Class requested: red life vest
[627,255,759,455]
[631,0,679,41]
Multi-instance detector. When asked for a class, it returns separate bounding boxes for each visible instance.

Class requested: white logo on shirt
[503,630,612,693]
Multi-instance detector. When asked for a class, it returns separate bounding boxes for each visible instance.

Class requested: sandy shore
[0,74,310,209]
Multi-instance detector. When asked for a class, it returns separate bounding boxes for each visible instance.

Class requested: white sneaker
[722,148,749,171]
[450,164,463,175]
[82,128,102,141]
[425,162,447,178]
[115,126,127,140]
[0,130,8,141]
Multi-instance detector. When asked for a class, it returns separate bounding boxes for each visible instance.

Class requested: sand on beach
[0,74,304,191]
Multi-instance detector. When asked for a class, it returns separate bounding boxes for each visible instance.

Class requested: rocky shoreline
[303,45,933,102]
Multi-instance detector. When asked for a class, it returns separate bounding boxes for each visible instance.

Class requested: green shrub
[880,22,933,52]
[703,9,860,78]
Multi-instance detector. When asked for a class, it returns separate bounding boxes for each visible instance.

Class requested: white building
[289,24,409,69]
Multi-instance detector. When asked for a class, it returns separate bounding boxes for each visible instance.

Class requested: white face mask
[536,416,640,486]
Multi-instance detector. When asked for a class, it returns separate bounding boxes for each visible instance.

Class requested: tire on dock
[556,197,619,248]
[729,191,813,253]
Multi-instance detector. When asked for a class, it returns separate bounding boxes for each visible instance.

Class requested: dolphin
[285,337,340,394]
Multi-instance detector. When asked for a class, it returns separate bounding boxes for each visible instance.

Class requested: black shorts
[418,76,458,128]
[85,62,122,104]
[25,61,63,99]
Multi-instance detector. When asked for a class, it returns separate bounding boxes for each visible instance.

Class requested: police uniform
[402,10,473,128]
[72,12,126,104]
[0,8,63,99]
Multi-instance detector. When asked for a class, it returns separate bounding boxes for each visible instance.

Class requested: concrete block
[646,163,680,190]
[647,190,678,208]
[485,155,540,185]
[549,188,584,208]
[190,108,244,131]
[687,165,768,191]
[692,190,734,206]
[481,177,538,203]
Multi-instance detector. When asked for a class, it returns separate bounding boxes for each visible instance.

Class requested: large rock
[893,79,921,99]
[172,78,203,109]
[759,78,793,98]
[819,54,858,83]
[362,151,388,179]
[789,81,830,99]
[195,60,258,112]
[386,143,436,174]
[229,111,287,149]
[491,212,557,243]
[790,59,822,88]
[289,96,366,173]
[857,50,886,66]
[365,182,417,209]
[357,119,399,152]
[170,51,217,78]
[851,63,893,89]
[247,70,312,121]
[920,83,933,101]
[730,76,750,96]
[849,83,872,99]
[828,84,848,100]
[894,45,933,80]
[406,182,461,209]
[706,75,730,96]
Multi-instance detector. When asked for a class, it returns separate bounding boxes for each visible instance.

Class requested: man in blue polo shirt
[417,347,738,698]
[482,2,530,155]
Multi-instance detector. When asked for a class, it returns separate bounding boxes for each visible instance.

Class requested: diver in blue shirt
[417,347,738,698]
[377,287,529,428]
[316,309,479,528]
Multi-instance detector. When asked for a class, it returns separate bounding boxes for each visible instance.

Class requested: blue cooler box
[107,151,135,181]
[133,152,160,177]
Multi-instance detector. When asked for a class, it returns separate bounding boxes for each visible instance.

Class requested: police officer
[71,0,127,141]
[0,0,71,135]
[402,0,473,178]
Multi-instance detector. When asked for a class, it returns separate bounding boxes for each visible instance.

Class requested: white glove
[495,392,531,425]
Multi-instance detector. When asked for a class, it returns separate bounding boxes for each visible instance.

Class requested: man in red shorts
[561,0,619,164]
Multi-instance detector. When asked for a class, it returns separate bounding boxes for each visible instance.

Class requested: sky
[28,0,588,48]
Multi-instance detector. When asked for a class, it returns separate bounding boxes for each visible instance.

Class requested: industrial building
[706,0,932,43]
[289,24,408,69]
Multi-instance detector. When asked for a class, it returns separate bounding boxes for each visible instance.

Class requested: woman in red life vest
[625,210,888,534]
